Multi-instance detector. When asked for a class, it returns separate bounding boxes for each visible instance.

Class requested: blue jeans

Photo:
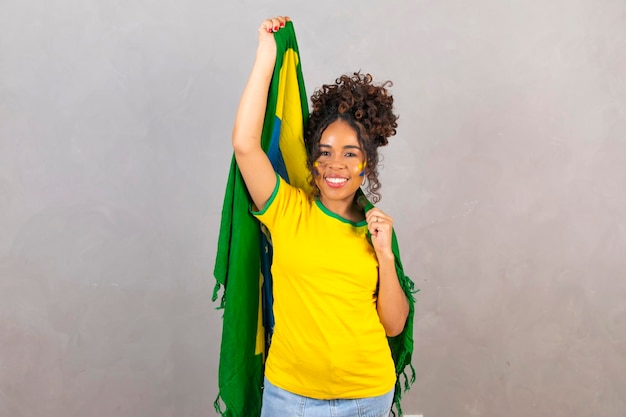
[260,377,394,417]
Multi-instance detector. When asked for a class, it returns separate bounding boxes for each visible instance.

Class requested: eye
[320,151,331,157]
[345,152,357,157]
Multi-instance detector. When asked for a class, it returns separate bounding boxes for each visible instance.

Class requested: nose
[327,153,346,169]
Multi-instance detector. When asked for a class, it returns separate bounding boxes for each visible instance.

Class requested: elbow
[231,122,259,152]
[231,132,246,153]
[379,299,409,337]
[382,312,408,337]
[232,132,259,156]
[384,322,406,337]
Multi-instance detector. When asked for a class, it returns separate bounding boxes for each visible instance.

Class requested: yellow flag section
[275,49,311,193]
[255,273,265,356]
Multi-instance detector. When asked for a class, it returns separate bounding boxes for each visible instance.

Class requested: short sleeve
[252,173,308,232]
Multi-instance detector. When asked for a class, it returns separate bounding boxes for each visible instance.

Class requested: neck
[319,195,364,222]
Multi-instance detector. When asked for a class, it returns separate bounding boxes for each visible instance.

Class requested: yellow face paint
[358,161,367,176]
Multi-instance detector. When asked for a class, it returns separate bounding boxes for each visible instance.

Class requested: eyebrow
[319,144,362,150]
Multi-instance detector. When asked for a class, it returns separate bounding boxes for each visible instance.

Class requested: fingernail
[280,22,285,28]
[267,27,273,33]
[274,26,279,31]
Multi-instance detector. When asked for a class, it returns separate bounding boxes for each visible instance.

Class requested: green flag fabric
[213,21,416,417]
[212,21,310,417]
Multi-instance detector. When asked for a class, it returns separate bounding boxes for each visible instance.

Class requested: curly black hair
[304,72,398,203]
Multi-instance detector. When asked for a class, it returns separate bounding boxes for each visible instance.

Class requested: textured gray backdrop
[1,0,625,416]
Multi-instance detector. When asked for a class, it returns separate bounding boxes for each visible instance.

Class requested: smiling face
[313,119,366,212]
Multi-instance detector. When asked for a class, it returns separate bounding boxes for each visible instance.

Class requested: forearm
[232,49,275,154]
[230,17,289,210]
[376,252,409,337]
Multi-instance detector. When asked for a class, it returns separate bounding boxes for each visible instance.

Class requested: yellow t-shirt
[253,175,396,399]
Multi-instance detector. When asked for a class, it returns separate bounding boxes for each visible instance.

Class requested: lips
[324,176,348,188]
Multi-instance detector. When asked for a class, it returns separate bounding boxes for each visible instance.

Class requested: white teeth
[326,177,347,184]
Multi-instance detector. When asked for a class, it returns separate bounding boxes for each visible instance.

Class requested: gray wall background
[1,0,625,416]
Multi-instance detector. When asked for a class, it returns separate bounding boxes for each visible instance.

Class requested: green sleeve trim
[251,173,281,216]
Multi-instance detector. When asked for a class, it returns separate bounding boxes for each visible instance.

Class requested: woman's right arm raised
[232,16,289,211]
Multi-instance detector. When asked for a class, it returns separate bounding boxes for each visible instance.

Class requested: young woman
[232,15,410,417]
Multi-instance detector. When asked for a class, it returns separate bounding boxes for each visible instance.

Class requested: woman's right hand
[256,16,290,64]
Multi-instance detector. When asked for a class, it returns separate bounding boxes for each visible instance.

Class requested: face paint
[358,161,367,177]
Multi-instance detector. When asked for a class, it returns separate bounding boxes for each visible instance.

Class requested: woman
[232,15,410,417]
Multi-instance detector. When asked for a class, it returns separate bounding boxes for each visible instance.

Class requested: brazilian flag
[213,21,416,417]
[212,21,310,417]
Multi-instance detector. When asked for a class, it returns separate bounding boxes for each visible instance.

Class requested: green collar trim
[314,199,368,227]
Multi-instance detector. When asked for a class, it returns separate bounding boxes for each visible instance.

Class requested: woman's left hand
[365,208,394,260]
